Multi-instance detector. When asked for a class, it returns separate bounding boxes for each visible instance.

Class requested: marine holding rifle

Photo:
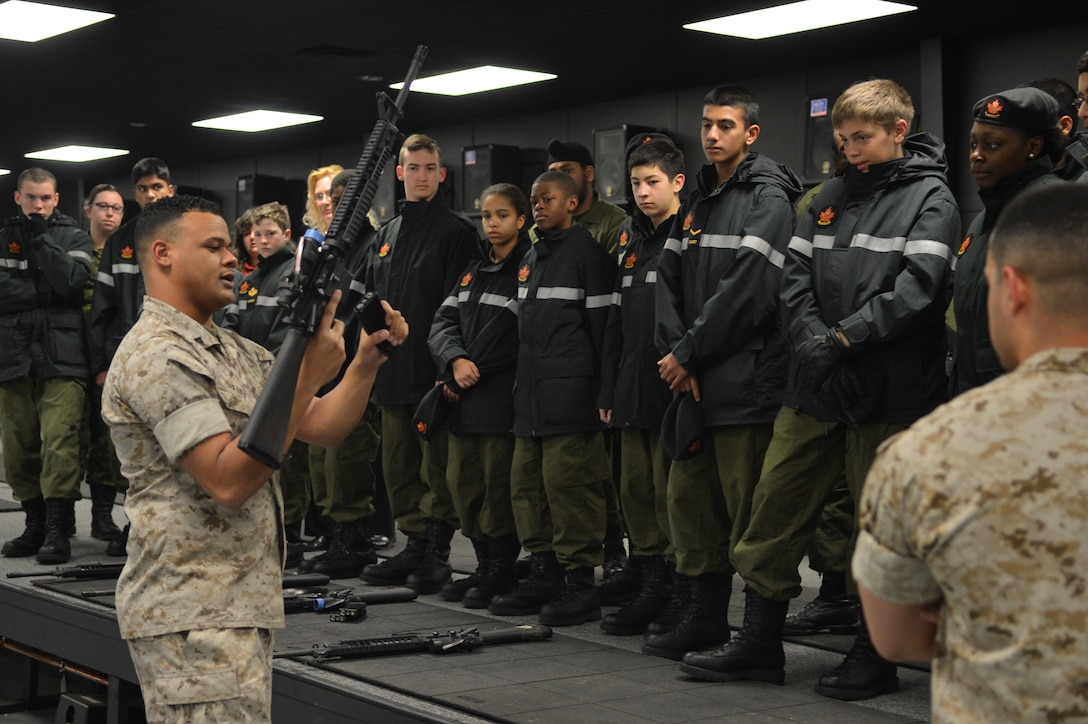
[101,195,406,722]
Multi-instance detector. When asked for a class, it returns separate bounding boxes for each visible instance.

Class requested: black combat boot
[539,566,600,626]
[88,484,122,541]
[303,507,335,551]
[1,497,46,557]
[679,586,788,684]
[646,563,688,635]
[284,520,304,570]
[642,573,730,660]
[488,551,563,616]
[37,498,75,565]
[783,570,859,635]
[814,615,899,700]
[602,525,627,581]
[405,519,455,594]
[300,518,377,578]
[359,533,427,585]
[598,554,642,607]
[440,537,488,602]
[601,555,669,635]
[463,534,521,609]
[107,523,129,557]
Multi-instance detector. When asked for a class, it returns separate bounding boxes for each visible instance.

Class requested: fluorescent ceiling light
[0,1,113,42]
[0,169,10,176]
[192,110,324,132]
[684,0,916,39]
[25,145,128,162]
[392,66,556,96]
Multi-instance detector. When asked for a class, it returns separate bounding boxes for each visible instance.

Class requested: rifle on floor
[7,563,125,580]
[275,624,552,660]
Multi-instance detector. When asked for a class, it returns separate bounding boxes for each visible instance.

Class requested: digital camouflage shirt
[854,348,1088,723]
[102,297,284,640]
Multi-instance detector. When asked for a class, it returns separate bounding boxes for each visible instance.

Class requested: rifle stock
[238,45,427,468]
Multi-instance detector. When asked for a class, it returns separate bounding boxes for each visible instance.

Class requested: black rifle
[7,563,125,580]
[238,44,428,468]
[277,624,552,660]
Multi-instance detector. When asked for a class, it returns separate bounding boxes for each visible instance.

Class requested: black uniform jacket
[598,212,673,430]
[428,235,531,435]
[783,134,962,423]
[221,245,296,355]
[655,152,802,427]
[87,220,143,374]
[364,198,480,407]
[513,226,616,437]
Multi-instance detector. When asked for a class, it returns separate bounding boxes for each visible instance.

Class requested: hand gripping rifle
[275,624,552,660]
[239,45,428,468]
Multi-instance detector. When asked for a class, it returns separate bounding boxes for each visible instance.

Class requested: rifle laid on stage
[7,563,125,580]
[239,44,428,468]
[276,624,552,660]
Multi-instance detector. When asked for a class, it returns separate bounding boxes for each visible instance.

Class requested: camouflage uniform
[101,297,283,720]
[854,348,1088,722]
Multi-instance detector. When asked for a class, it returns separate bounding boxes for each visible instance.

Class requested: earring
[1029,153,1035,158]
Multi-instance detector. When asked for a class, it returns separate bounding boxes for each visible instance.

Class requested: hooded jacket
[951,155,1061,395]
[0,210,93,381]
[428,235,530,435]
[598,212,673,430]
[655,151,802,426]
[513,225,615,437]
[782,133,961,422]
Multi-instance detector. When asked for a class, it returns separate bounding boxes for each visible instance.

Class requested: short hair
[1077,50,1088,76]
[703,85,759,127]
[1023,78,1077,158]
[135,195,222,264]
[832,79,915,132]
[302,164,343,232]
[990,184,1088,318]
[84,183,121,208]
[628,138,685,180]
[250,201,290,233]
[17,167,56,192]
[532,170,579,200]
[480,183,529,219]
[399,133,443,165]
[130,157,171,186]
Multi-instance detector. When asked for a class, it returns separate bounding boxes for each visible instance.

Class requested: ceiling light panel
[25,145,128,162]
[684,0,916,40]
[192,110,324,132]
[392,66,557,96]
[0,1,114,42]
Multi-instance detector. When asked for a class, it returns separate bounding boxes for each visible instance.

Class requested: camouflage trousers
[128,627,272,723]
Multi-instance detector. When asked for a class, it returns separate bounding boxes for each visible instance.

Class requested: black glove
[822,364,866,415]
[26,213,49,240]
[795,328,849,392]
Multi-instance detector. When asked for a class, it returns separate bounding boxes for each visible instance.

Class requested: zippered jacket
[221,245,295,355]
[87,220,143,374]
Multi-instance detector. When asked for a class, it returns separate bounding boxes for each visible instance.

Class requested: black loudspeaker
[593,125,656,207]
[803,95,839,184]
[370,162,401,225]
[236,174,288,214]
[461,145,521,215]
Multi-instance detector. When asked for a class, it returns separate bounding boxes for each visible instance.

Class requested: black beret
[412,384,455,441]
[971,87,1059,133]
[624,132,675,160]
[661,392,705,461]
[546,139,594,167]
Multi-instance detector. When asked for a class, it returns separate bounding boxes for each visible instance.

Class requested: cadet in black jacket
[360,134,480,593]
[692,80,960,698]
[646,86,802,661]
[487,171,615,627]
[428,184,530,609]
[0,168,94,564]
[597,138,685,635]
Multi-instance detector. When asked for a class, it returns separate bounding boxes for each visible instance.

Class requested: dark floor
[0,479,931,723]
